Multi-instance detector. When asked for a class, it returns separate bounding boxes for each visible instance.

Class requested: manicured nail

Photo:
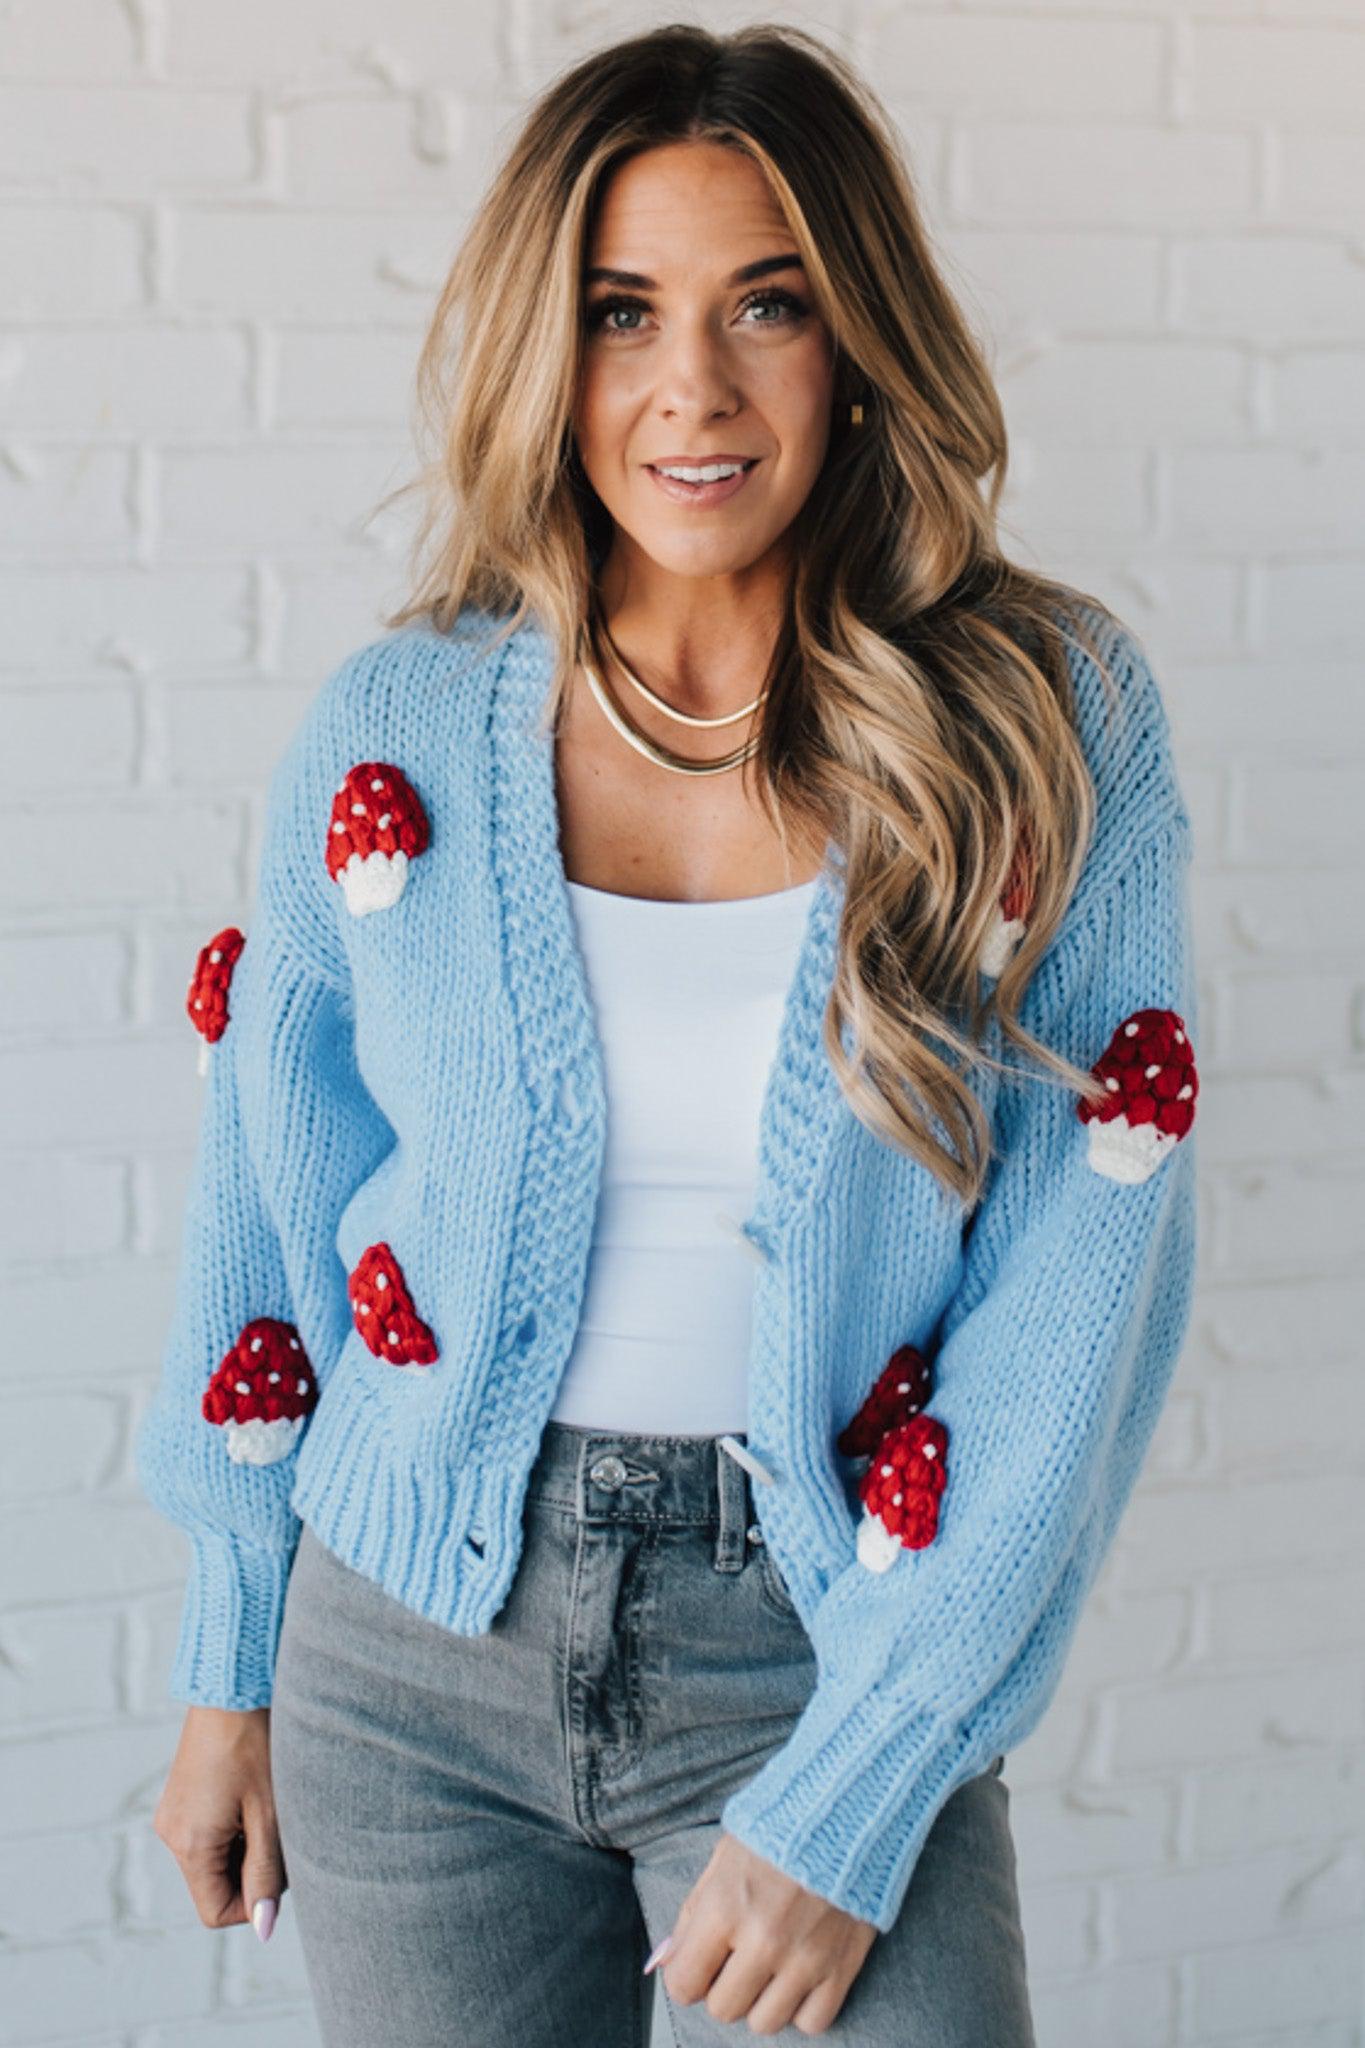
[643,1933,674,1974]
[252,1896,277,1943]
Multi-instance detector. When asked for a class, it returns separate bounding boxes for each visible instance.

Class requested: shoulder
[296,605,524,755]
[265,604,537,813]
[1053,598,1192,915]
[1060,601,1182,803]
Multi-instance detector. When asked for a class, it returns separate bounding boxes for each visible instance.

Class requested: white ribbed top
[547,874,820,1435]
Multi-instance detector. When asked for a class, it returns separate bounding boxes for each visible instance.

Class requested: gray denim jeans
[269,1421,1035,2046]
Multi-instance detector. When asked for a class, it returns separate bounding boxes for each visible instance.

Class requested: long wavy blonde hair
[377,21,1130,1208]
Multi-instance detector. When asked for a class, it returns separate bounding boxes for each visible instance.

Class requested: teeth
[656,461,747,483]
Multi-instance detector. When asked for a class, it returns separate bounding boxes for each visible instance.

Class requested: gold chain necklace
[596,611,766,729]
[576,615,768,777]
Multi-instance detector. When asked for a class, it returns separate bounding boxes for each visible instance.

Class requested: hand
[653,1831,878,2036]
[152,1704,287,1939]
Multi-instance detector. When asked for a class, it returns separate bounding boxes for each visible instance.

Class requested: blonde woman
[139,24,1199,2046]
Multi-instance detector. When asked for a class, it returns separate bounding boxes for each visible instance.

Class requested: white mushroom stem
[856,1510,903,1573]
[339,848,409,917]
[1086,1116,1178,1185]
[980,911,1026,979]
[222,1414,304,1466]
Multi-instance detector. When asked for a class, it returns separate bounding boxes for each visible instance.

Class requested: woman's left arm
[719,800,1199,1935]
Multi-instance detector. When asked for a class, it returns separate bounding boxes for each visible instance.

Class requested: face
[573,141,837,595]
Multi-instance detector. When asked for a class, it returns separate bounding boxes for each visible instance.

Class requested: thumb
[241,1804,286,1942]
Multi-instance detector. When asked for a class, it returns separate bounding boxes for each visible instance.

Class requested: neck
[593,558,786,718]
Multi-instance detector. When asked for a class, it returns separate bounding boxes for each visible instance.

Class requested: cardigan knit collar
[489,615,853,1245]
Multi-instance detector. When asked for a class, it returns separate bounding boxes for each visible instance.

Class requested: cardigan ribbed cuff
[166,1523,297,1711]
[718,1673,983,1934]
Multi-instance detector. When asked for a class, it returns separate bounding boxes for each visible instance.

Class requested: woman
[139,24,1199,2046]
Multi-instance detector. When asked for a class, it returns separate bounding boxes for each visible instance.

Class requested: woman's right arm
[136,647,397,1927]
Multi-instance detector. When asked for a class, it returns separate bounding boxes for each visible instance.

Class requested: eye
[738,286,807,326]
[584,286,808,335]
[584,293,647,336]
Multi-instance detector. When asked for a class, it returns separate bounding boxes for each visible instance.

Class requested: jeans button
[746,1523,764,1545]
[588,1454,628,1491]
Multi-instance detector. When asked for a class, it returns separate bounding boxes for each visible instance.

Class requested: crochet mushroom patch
[326,763,430,917]
[837,1344,948,1573]
[186,926,245,1075]
[979,828,1037,979]
[202,1317,318,1465]
[1078,1006,1198,1184]
[347,1241,439,1368]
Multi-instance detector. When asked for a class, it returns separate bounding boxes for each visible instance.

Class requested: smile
[645,459,760,507]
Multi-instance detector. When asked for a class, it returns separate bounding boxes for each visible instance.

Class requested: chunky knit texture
[136,601,1198,1933]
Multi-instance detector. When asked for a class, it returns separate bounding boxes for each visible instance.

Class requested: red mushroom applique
[853,1414,950,1572]
[980,828,1037,979]
[836,1344,933,1459]
[1077,1006,1198,1184]
[186,926,245,1076]
[348,1241,439,1368]
[201,1317,318,1465]
[326,763,430,917]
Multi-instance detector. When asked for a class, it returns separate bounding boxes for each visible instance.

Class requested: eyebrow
[583,253,806,289]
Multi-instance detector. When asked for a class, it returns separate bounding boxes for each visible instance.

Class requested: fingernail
[643,1933,674,1974]
[252,1896,277,1943]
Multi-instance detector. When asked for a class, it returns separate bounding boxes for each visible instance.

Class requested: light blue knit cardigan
[136,601,1198,1933]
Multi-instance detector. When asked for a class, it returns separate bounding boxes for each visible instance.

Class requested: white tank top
[546,872,820,1436]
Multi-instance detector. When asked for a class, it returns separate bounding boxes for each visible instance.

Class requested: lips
[644,457,761,507]
[646,458,758,474]
[650,450,765,462]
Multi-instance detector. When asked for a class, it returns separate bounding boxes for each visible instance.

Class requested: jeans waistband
[524,1420,764,1571]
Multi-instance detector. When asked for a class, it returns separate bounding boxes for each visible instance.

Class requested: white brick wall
[1,4,1361,2044]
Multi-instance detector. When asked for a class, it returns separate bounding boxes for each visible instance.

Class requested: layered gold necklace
[576,604,769,777]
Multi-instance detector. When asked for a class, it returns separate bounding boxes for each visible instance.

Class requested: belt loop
[713,1438,749,1573]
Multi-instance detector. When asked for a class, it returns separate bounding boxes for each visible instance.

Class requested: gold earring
[849,399,865,425]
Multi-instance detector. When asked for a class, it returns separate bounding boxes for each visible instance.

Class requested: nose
[650,318,745,421]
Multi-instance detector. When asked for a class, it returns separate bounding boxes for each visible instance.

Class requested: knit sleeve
[134,659,396,1711]
[719,803,1198,1932]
